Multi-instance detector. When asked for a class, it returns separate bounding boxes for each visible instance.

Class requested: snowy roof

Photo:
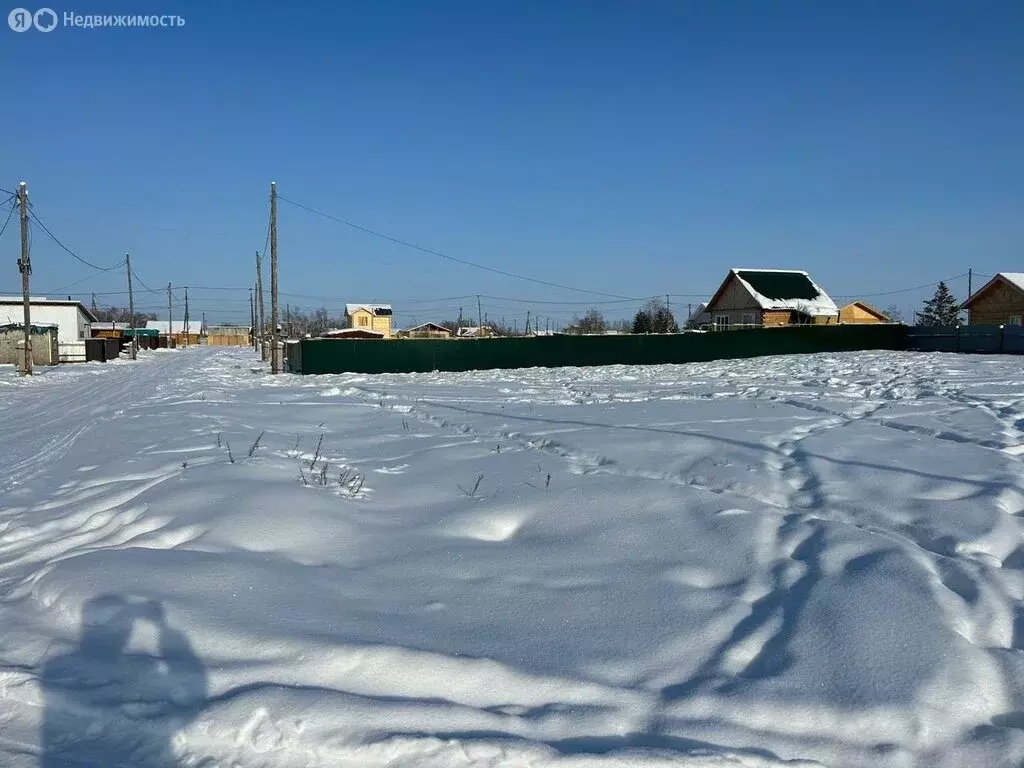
[93,322,132,330]
[344,304,393,316]
[146,320,200,334]
[962,273,1024,308]
[0,297,97,322]
[687,302,710,322]
[999,273,1024,293]
[403,322,452,333]
[456,326,497,337]
[321,327,385,338]
[723,269,838,316]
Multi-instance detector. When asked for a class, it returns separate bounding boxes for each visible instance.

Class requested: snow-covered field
[2,347,1024,768]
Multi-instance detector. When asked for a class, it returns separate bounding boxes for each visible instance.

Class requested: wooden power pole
[249,287,255,348]
[167,283,173,349]
[477,295,483,330]
[126,252,137,360]
[17,182,31,375]
[270,181,279,374]
[183,287,190,348]
[256,250,266,361]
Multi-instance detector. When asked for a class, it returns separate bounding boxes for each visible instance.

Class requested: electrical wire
[277,194,638,300]
[0,198,16,241]
[48,260,127,295]
[28,209,123,271]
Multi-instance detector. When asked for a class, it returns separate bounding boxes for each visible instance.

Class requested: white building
[0,297,95,344]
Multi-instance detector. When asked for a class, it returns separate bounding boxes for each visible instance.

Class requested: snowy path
[2,348,1024,767]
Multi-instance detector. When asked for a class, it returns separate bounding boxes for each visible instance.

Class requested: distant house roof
[344,304,393,316]
[320,327,385,339]
[686,302,711,327]
[456,326,498,337]
[146,320,201,334]
[961,273,1024,309]
[93,321,132,330]
[403,322,452,334]
[709,269,838,316]
[0,297,97,323]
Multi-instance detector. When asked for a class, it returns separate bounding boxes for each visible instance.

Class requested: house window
[713,315,730,330]
[358,315,368,327]
[741,313,755,327]
[1010,315,1022,326]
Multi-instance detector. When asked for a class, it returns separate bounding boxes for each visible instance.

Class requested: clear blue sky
[1,0,1021,328]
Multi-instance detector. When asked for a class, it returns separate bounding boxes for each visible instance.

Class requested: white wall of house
[0,300,92,344]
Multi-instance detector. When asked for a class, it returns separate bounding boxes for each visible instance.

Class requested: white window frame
[713,315,730,330]
[1010,315,1022,326]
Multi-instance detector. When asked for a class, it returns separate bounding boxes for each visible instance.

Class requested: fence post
[1000,325,1005,355]
[956,325,960,353]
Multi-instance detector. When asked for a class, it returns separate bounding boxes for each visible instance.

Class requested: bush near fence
[296,324,909,375]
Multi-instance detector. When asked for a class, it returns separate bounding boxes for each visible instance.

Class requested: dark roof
[735,270,821,301]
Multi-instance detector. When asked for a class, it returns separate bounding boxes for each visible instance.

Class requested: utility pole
[17,182,32,376]
[286,303,291,339]
[183,286,190,348]
[526,311,531,335]
[126,253,137,360]
[91,292,98,315]
[249,287,255,348]
[167,283,173,349]
[270,181,279,374]
[256,250,266,361]
[202,311,206,341]
[967,269,972,324]
[477,295,483,329]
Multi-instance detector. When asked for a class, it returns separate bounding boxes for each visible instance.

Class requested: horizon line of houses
[4,269,1024,366]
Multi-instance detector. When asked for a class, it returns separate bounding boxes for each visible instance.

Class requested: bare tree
[882,304,905,323]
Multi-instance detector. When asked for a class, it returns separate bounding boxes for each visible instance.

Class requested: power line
[28,209,123,271]
[48,261,128,295]
[277,194,637,300]
[131,267,154,293]
[0,198,16,240]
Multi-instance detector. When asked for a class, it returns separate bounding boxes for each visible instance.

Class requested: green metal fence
[296,324,909,375]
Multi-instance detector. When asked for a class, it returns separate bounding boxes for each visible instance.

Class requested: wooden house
[344,304,393,338]
[961,273,1024,326]
[397,322,453,339]
[704,269,839,329]
[839,301,890,324]
[207,325,252,346]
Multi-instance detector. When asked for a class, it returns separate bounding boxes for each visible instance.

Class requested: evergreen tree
[917,282,961,326]
[632,309,653,334]
[632,299,678,333]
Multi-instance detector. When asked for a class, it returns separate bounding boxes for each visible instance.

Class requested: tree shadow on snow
[41,594,207,768]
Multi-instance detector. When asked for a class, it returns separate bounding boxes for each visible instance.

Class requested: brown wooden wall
[968,282,1024,325]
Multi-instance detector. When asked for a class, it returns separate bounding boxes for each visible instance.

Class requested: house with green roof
[703,269,839,330]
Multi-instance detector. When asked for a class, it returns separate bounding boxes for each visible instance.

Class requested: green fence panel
[297,324,909,375]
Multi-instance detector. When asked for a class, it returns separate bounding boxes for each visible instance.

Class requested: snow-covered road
[2,347,1024,767]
